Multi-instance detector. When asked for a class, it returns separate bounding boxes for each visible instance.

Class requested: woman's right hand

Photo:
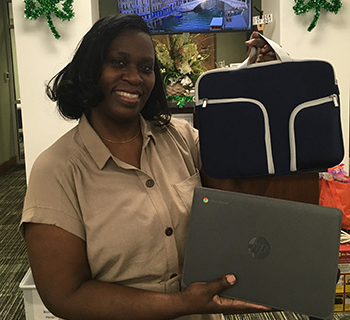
[179,274,271,315]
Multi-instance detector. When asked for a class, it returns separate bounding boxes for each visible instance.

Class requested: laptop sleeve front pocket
[197,98,274,178]
[291,94,343,172]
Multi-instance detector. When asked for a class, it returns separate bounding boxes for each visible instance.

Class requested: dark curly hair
[46,14,170,126]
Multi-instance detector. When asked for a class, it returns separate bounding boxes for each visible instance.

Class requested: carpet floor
[0,165,29,320]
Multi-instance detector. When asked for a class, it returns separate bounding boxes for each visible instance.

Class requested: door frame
[2,0,23,164]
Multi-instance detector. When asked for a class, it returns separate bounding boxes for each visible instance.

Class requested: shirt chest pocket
[173,170,201,215]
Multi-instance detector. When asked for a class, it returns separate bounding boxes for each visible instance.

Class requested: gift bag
[319,166,350,229]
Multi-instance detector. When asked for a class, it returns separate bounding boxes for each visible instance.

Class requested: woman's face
[96,29,155,124]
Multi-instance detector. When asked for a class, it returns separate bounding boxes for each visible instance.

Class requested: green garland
[24,0,74,39]
[293,0,342,31]
[167,95,194,108]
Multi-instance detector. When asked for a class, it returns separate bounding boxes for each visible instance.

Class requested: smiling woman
[45,15,170,126]
[20,14,271,320]
[91,29,156,144]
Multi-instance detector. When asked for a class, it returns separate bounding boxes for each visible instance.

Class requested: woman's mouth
[115,90,140,102]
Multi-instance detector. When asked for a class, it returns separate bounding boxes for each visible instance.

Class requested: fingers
[180,275,271,315]
[212,294,272,314]
[178,275,236,314]
[245,32,277,63]
[256,50,276,63]
[245,37,267,50]
[250,31,260,39]
[220,298,272,314]
[206,274,236,294]
[208,275,271,313]
[247,45,276,64]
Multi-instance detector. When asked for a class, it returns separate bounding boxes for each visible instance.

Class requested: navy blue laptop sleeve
[195,39,343,178]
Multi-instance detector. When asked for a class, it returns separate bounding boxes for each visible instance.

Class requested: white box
[19,269,59,320]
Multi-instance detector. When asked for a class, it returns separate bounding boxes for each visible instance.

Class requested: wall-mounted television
[116,0,252,34]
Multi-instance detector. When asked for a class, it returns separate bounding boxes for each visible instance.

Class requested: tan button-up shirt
[21,114,224,320]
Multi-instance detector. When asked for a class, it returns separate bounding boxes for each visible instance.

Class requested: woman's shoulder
[31,126,82,177]
[167,116,198,141]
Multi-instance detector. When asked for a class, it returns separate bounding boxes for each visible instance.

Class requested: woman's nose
[122,66,143,84]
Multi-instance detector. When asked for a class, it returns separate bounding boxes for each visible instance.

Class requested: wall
[216,0,261,65]
[262,0,350,171]
[215,32,248,65]
[0,1,16,169]
[12,0,99,180]
[99,0,118,17]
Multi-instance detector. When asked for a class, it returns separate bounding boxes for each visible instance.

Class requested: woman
[21,14,274,320]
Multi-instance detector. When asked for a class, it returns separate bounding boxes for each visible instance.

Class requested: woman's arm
[24,223,269,320]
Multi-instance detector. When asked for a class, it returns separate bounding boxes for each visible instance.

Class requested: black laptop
[182,187,342,319]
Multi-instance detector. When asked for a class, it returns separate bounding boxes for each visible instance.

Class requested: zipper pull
[331,94,339,107]
[202,98,208,108]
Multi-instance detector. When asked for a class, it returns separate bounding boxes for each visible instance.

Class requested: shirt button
[165,227,173,236]
[146,179,154,188]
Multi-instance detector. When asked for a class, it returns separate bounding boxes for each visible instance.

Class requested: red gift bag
[319,178,350,229]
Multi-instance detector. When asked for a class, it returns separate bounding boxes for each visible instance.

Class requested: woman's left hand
[245,31,276,63]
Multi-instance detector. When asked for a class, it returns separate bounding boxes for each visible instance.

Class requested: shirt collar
[78,114,111,170]
[140,115,156,145]
[78,114,156,170]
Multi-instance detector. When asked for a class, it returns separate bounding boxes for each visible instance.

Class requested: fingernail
[225,274,236,285]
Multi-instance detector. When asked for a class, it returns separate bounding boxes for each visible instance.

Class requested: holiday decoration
[293,0,342,31]
[167,95,194,108]
[24,0,74,39]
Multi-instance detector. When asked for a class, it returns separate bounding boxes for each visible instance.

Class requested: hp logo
[248,236,271,259]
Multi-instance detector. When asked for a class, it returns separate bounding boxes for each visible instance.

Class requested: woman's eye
[141,65,153,73]
[110,59,125,67]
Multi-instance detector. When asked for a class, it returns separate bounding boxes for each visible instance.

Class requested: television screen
[117,0,252,34]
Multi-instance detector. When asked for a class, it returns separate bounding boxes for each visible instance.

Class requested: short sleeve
[20,150,85,240]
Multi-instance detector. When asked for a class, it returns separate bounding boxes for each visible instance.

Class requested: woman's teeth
[116,91,139,99]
